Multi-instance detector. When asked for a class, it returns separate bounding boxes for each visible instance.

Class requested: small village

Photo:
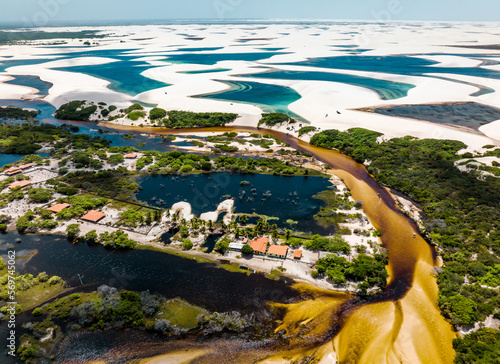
[0,131,384,292]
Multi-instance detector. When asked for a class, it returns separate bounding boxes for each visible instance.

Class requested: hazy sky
[2,0,499,25]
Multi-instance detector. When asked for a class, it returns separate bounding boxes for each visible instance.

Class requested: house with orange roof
[46,203,70,213]
[250,237,269,255]
[81,210,106,223]
[267,245,289,259]
[125,153,138,159]
[19,163,34,170]
[4,167,22,176]
[8,180,31,189]
[293,250,303,260]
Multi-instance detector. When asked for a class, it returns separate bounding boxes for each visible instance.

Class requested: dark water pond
[136,173,335,235]
[0,232,297,313]
[0,232,299,362]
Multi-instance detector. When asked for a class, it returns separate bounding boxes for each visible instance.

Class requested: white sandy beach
[0,23,500,151]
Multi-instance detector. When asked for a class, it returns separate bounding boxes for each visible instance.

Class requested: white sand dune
[0,23,499,149]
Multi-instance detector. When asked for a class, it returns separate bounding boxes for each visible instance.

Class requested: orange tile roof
[19,163,34,170]
[81,210,106,223]
[242,237,248,244]
[4,167,22,176]
[267,245,289,257]
[46,203,70,213]
[293,250,303,259]
[125,153,138,159]
[8,180,31,189]
[250,237,269,254]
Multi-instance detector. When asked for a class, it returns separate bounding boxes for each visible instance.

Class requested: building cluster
[229,236,302,260]
[3,163,34,176]
[46,203,106,223]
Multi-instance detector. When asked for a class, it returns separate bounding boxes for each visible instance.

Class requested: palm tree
[285,229,291,242]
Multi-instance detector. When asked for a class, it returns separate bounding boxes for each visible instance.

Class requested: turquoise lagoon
[240,69,416,100]
[194,80,303,119]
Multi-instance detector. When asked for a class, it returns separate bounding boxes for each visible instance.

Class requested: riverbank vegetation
[258,112,296,128]
[54,101,98,121]
[311,128,500,331]
[0,106,39,120]
[313,253,389,294]
[17,285,265,363]
[0,258,66,314]
[162,110,238,128]
[0,121,109,155]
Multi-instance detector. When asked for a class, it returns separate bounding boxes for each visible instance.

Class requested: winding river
[98,124,456,363]
[0,96,455,362]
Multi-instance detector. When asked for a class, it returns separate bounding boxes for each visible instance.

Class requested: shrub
[66,223,80,240]
[182,239,193,250]
[28,188,52,203]
[241,244,253,255]
[127,111,146,121]
[55,101,97,121]
[258,113,296,127]
[149,108,167,120]
[125,103,144,113]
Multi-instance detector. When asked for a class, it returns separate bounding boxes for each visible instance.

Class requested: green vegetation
[313,189,360,229]
[0,260,65,313]
[310,128,382,163]
[87,230,137,249]
[127,111,146,121]
[303,234,351,254]
[0,106,39,120]
[315,253,389,293]
[149,107,167,120]
[182,239,193,250]
[0,30,106,45]
[298,126,317,137]
[55,195,108,220]
[66,224,80,240]
[55,101,97,121]
[132,149,322,177]
[61,169,138,199]
[163,110,237,128]
[453,328,500,364]
[0,121,109,155]
[310,128,500,328]
[28,188,52,203]
[258,113,296,127]
[241,244,254,255]
[0,121,109,153]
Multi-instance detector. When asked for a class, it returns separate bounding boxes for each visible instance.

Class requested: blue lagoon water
[195,80,303,118]
[240,69,416,100]
[4,75,53,96]
[288,55,500,80]
[163,52,289,65]
[52,61,170,96]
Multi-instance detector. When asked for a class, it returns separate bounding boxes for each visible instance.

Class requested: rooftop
[8,180,31,189]
[81,210,106,223]
[293,249,303,259]
[250,237,269,254]
[46,203,70,213]
[125,153,138,159]
[4,167,22,176]
[19,163,34,170]
[229,242,245,250]
[267,245,289,257]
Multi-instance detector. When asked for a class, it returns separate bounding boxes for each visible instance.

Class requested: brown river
[97,124,457,364]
